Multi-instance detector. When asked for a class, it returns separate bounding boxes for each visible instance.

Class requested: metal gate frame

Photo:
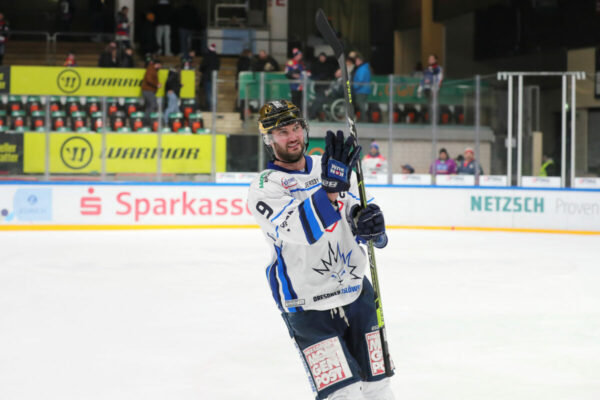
[497,71,586,187]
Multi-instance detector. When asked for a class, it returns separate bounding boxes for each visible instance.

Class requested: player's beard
[272,138,305,163]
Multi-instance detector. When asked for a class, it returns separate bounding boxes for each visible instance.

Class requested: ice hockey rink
[1,228,599,400]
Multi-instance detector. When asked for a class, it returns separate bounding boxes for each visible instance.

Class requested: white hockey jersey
[248,155,376,313]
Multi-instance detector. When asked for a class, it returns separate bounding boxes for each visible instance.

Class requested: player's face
[270,122,305,163]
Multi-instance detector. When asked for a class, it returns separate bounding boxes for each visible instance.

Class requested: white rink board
[0,183,599,232]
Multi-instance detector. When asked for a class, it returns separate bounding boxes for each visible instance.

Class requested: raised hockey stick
[315,9,393,377]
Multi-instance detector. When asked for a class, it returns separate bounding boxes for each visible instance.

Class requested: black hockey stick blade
[315,9,344,59]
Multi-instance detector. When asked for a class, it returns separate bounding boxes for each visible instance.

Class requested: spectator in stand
[57,0,74,33]
[154,0,174,57]
[401,164,415,174]
[236,49,252,117]
[142,59,162,115]
[411,61,423,79]
[308,52,335,120]
[98,41,119,67]
[457,147,483,175]
[429,148,457,175]
[63,51,77,67]
[0,13,9,66]
[181,50,195,70]
[362,141,388,176]
[176,0,199,57]
[115,6,131,49]
[199,43,220,111]
[418,53,443,99]
[89,0,106,42]
[252,50,279,72]
[539,154,557,177]
[140,11,158,58]
[119,47,135,68]
[352,52,371,122]
[285,48,309,110]
[164,66,182,124]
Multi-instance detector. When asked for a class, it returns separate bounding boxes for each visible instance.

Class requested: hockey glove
[350,204,388,248]
[321,130,362,193]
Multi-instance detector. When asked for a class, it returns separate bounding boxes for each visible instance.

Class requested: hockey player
[248,100,395,400]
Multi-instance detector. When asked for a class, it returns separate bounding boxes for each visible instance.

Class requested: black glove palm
[350,204,388,248]
[321,130,361,193]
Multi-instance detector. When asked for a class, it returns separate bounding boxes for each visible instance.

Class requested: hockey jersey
[248,155,375,313]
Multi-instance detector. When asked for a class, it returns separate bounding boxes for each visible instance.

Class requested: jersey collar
[267,155,313,175]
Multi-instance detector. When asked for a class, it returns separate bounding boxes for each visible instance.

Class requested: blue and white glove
[350,204,388,248]
[321,130,361,193]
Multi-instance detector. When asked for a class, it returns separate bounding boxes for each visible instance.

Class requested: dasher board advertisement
[10,66,195,98]
[23,132,226,174]
[0,184,598,233]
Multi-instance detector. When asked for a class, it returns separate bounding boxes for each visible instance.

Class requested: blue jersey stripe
[298,202,317,244]
[290,183,320,193]
[275,246,302,312]
[266,261,283,311]
[301,198,324,242]
[270,198,295,222]
[347,192,375,203]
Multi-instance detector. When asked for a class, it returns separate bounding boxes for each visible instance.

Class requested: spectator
[402,164,415,174]
[119,47,135,68]
[98,41,118,67]
[252,49,279,72]
[176,0,199,57]
[285,48,309,110]
[308,53,335,119]
[309,68,343,121]
[181,50,195,70]
[411,61,423,79]
[418,53,443,99]
[457,147,483,175]
[57,0,74,33]
[236,49,252,117]
[540,154,557,177]
[154,0,174,56]
[0,13,9,66]
[140,11,158,57]
[142,59,162,115]
[115,6,131,49]
[352,52,371,122]
[430,148,457,175]
[163,66,182,124]
[200,43,220,111]
[63,51,77,67]
[345,56,356,78]
[89,0,106,42]
[362,141,388,176]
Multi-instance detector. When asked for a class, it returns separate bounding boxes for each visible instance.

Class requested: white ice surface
[1,229,599,400]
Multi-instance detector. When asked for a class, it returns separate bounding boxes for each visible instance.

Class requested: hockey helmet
[258,100,308,146]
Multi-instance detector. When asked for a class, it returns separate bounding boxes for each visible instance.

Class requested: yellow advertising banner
[10,66,195,98]
[24,132,226,174]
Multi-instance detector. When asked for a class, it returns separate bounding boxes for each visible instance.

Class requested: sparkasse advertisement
[0,184,599,232]
[9,66,195,98]
[23,132,226,174]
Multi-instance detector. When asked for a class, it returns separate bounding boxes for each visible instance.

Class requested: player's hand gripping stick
[350,204,388,248]
[320,130,361,193]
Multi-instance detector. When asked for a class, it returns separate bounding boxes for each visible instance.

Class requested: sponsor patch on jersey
[365,331,386,376]
[303,337,352,391]
[284,298,305,308]
[281,176,298,189]
[304,178,319,187]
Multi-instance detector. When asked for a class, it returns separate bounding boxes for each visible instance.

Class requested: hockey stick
[315,9,393,377]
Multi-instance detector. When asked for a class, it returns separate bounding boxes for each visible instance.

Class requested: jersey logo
[365,331,386,376]
[313,241,360,285]
[281,176,298,189]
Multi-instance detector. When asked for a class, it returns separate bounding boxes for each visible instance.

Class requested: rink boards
[0,182,599,234]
